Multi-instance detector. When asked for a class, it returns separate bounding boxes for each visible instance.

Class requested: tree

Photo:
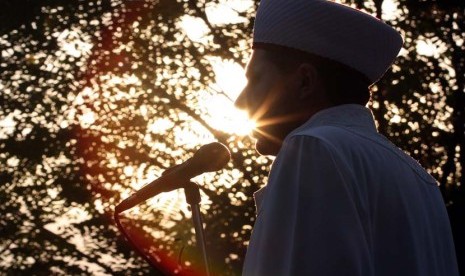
[0,0,463,274]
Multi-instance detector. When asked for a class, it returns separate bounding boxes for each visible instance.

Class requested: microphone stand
[183,182,211,276]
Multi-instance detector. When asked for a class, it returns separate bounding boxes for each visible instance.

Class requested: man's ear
[296,63,319,100]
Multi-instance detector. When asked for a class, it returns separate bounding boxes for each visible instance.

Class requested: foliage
[0,0,463,275]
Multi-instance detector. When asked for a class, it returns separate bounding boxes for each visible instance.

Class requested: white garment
[243,104,458,276]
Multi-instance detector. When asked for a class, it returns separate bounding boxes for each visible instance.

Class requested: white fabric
[253,0,403,83]
[243,104,459,276]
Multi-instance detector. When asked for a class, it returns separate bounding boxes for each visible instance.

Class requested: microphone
[115,142,231,213]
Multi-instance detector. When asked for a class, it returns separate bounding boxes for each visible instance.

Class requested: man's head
[234,0,403,156]
[235,46,371,156]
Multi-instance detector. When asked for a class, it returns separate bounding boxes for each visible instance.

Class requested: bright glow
[123,166,134,177]
[55,28,93,58]
[78,111,96,127]
[221,0,254,13]
[204,94,255,135]
[416,38,447,58]
[208,57,247,100]
[206,0,254,25]
[416,40,436,57]
[178,10,255,137]
[0,112,17,139]
[173,122,214,148]
[201,57,255,135]
[6,156,20,167]
[105,73,141,86]
[44,206,92,234]
[179,16,211,44]
[124,166,191,226]
[429,82,441,94]
[382,0,400,21]
[390,114,401,124]
[147,118,175,134]
[147,190,188,223]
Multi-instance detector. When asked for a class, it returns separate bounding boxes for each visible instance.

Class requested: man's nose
[234,88,248,111]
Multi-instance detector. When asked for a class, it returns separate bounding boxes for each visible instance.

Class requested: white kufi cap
[253,0,403,83]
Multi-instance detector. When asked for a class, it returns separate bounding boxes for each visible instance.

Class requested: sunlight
[54,27,93,58]
[416,38,447,58]
[381,0,401,21]
[123,165,192,227]
[203,94,255,135]
[147,118,175,134]
[2,0,463,273]
[0,112,17,139]
[208,57,247,100]
[179,12,255,137]
[44,205,92,235]
[173,122,215,149]
[205,0,254,26]
[199,57,255,136]
[147,190,188,224]
[179,15,211,44]
[6,156,20,167]
[78,111,96,127]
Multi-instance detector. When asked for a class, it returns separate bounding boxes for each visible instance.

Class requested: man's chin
[254,137,281,156]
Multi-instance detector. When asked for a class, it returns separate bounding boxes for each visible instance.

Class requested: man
[235,0,459,275]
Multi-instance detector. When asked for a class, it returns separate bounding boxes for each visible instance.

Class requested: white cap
[253,0,403,83]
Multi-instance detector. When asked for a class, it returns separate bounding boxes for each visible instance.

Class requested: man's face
[235,49,305,156]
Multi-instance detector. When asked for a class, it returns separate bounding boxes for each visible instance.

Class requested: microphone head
[191,142,231,173]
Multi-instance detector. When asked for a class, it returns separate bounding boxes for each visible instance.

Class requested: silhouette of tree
[0,0,463,275]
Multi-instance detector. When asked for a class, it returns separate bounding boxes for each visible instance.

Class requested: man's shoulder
[287,124,439,185]
[279,125,353,163]
[287,125,362,147]
[292,124,348,137]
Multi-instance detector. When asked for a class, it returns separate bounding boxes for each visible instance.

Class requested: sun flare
[203,93,256,136]
[203,57,256,136]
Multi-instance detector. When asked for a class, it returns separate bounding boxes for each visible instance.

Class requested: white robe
[242,104,459,276]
